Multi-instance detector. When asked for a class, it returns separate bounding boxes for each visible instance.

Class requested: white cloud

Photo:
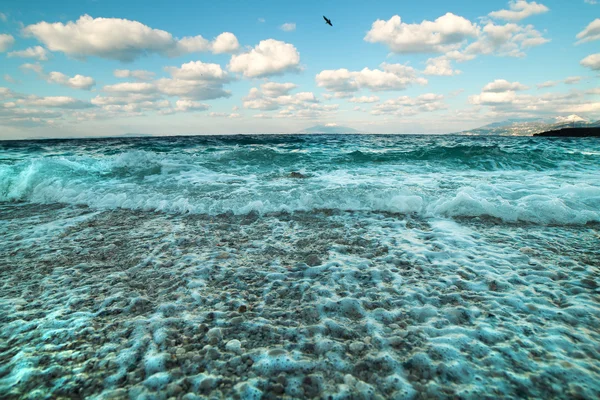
[585,0,597,4]
[210,112,241,118]
[7,46,49,61]
[228,39,301,78]
[19,63,43,74]
[16,95,93,109]
[155,78,231,100]
[315,63,427,94]
[174,100,210,112]
[260,82,297,97]
[211,32,240,54]
[489,1,549,22]
[104,82,156,94]
[0,33,14,52]
[371,93,447,116]
[47,71,96,90]
[536,80,557,89]
[581,53,600,70]
[258,18,266,23]
[280,23,296,32]
[4,74,15,83]
[22,15,239,62]
[364,13,479,54]
[482,79,529,92]
[164,61,230,82]
[0,13,7,22]
[114,69,155,81]
[348,96,380,103]
[468,86,600,119]
[241,82,333,120]
[576,19,600,44]
[243,84,318,111]
[463,22,549,58]
[564,76,582,85]
[423,56,461,76]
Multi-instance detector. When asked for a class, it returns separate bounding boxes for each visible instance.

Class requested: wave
[1,148,599,225]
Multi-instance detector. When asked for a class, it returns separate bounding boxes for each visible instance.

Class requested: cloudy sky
[0,0,599,138]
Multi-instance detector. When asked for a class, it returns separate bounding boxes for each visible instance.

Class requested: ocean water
[0,134,599,399]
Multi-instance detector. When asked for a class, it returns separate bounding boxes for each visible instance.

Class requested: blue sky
[0,0,599,138]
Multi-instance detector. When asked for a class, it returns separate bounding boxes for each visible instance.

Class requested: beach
[1,135,599,399]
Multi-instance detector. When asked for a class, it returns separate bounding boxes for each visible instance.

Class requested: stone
[349,342,365,353]
[225,340,242,354]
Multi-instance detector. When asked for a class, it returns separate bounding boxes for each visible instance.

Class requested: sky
[0,0,599,138]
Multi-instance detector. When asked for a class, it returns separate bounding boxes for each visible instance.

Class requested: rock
[225,340,242,354]
[289,172,307,179]
[271,383,285,395]
[216,252,230,259]
[167,383,183,397]
[349,342,365,353]
[305,254,322,267]
[238,305,247,313]
[199,377,216,391]
[207,328,222,340]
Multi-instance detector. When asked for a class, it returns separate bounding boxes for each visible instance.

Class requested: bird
[323,16,333,27]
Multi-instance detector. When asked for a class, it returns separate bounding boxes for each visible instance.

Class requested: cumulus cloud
[114,69,155,81]
[423,56,461,76]
[47,72,96,90]
[241,82,334,120]
[0,33,14,52]
[174,100,210,112]
[536,80,558,89]
[209,112,241,118]
[581,53,600,70]
[280,23,296,32]
[371,93,447,116]
[243,84,318,111]
[576,19,600,44]
[469,86,600,118]
[364,11,548,61]
[488,1,549,21]
[316,63,427,94]
[482,79,529,92]
[164,61,230,82]
[364,13,479,54]
[348,96,380,103]
[228,39,301,78]
[16,95,94,109]
[19,63,43,74]
[260,82,297,97]
[211,32,240,54]
[7,46,49,61]
[564,76,583,85]
[22,15,239,62]
[462,22,549,58]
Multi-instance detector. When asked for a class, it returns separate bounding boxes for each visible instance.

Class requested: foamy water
[1,135,599,399]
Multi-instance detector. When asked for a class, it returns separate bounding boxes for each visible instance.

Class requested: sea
[0,134,599,399]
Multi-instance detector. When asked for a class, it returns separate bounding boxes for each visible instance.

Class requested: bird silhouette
[323,16,333,27]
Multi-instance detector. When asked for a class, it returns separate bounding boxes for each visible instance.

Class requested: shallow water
[1,135,599,399]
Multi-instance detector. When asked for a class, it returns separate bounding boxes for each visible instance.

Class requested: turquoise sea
[1,134,599,399]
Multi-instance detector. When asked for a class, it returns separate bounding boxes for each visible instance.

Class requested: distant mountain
[298,124,361,134]
[457,115,599,136]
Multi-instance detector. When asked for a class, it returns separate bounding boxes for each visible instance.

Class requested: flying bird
[323,16,333,27]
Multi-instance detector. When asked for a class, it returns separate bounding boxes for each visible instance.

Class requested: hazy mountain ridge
[458,115,600,136]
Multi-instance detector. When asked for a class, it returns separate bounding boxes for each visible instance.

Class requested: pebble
[216,252,230,259]
[225,339,242,354]
[207,328,222,340]
[305,254,322,266]
[349,342,365,353]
